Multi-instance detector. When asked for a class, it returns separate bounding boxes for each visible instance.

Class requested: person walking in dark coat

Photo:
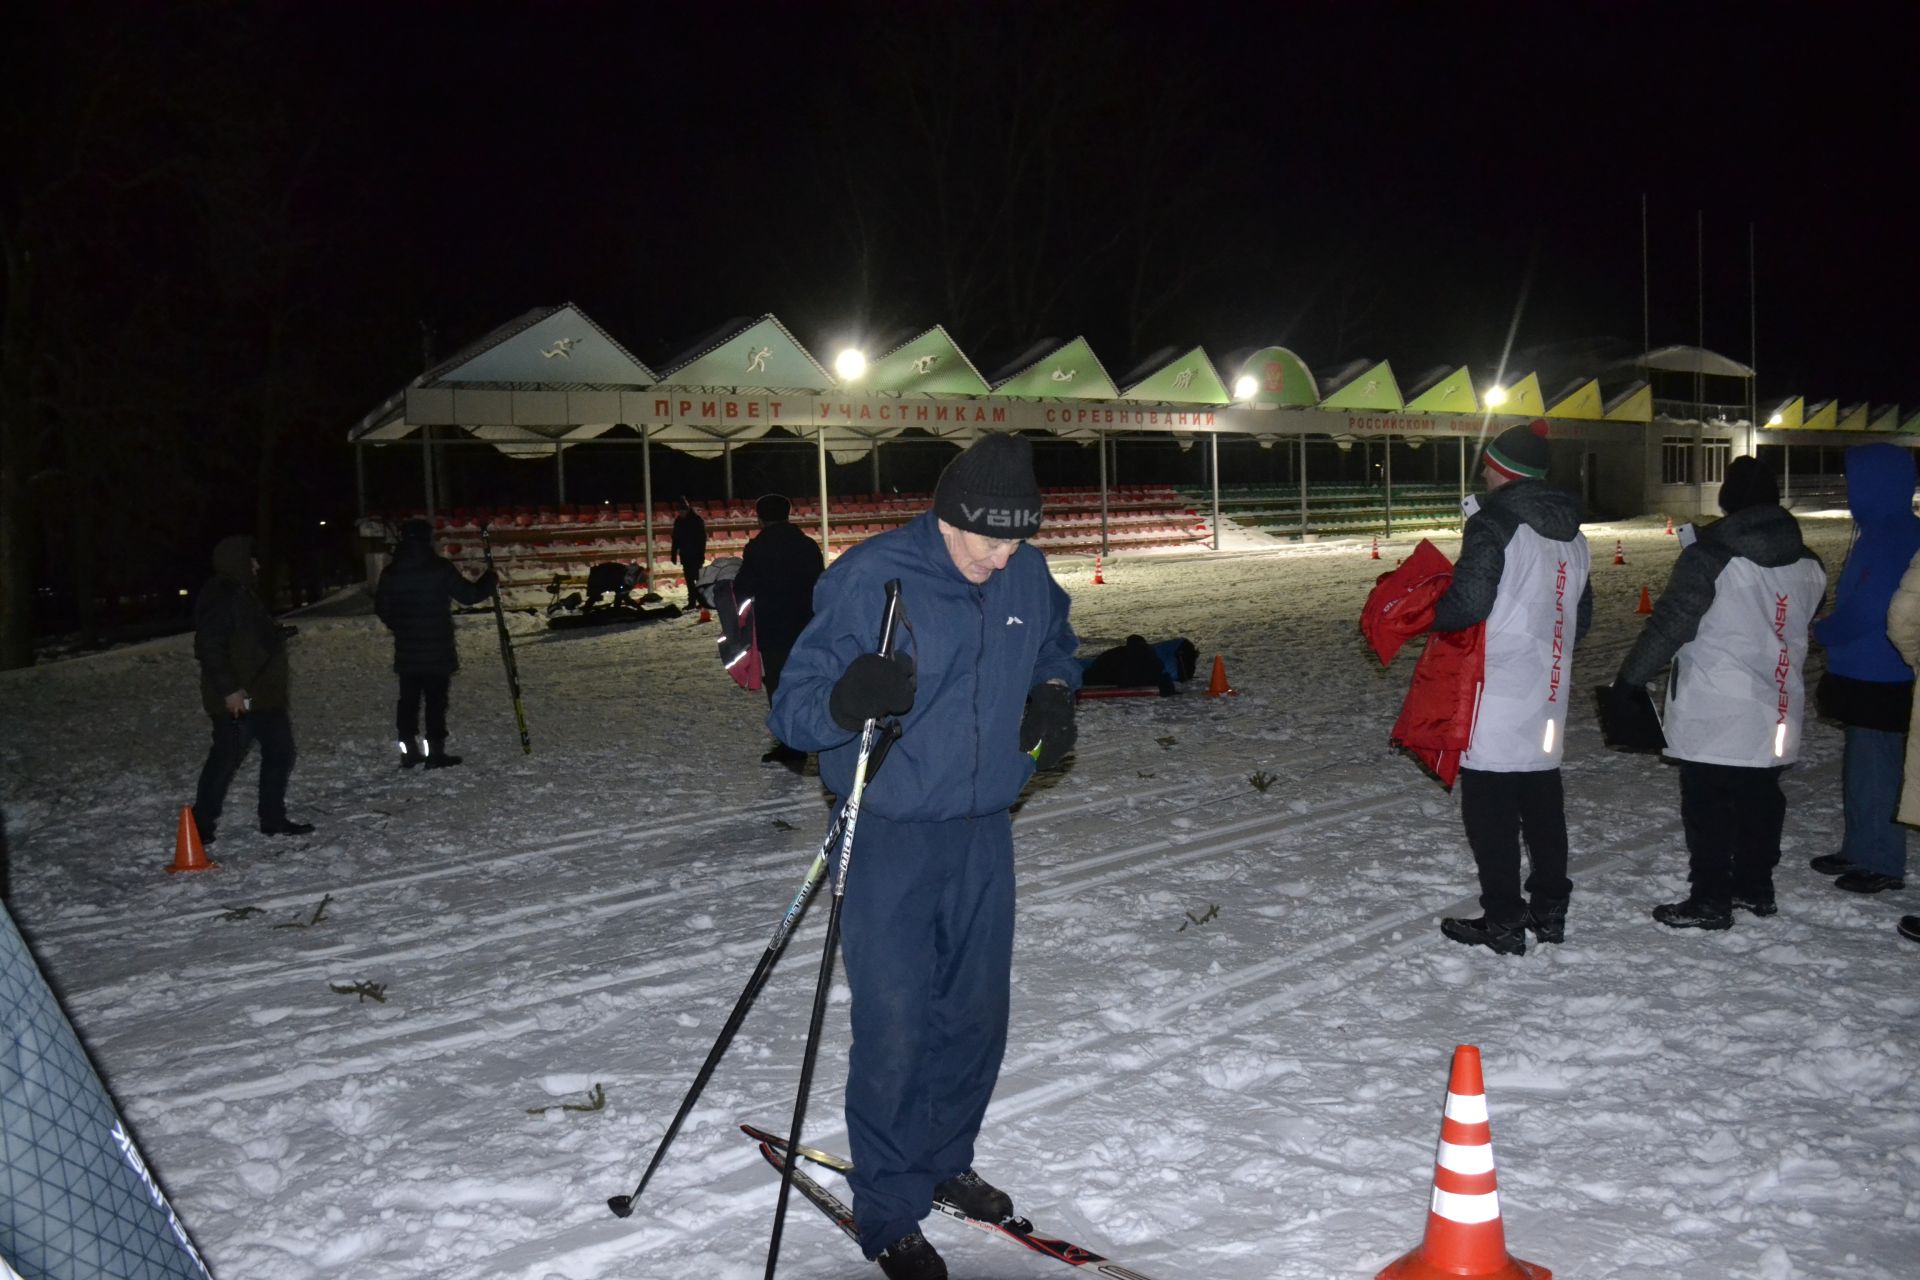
[669,498,708,609]
[192,535,312,841]
[770,434,1080,1280]
[733,493,825,767]
[374,519,497,769]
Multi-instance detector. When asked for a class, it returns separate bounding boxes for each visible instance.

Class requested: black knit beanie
[755,493,791,523]
[399,518,433,543]
[934,434,1044,538]
[1482,419,1551,481]
[1718,455,1780,514]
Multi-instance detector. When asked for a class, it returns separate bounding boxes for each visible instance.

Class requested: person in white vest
[1611,457,1827,929]
[1429,419,1593,955]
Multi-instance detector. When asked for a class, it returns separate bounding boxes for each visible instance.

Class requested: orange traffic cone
[1204,655,1235,697]
[698,606,712,623]
[1376,1045,1551,1280]
[1635,585,1653,615]
[1092,555,1105,585]
[168,806,217,874]
[1370,536,1382,560]
[1663,516,1675,536]
[1611,539,1625,566]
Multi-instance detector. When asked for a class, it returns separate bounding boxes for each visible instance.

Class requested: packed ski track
[4,515,1916,1280]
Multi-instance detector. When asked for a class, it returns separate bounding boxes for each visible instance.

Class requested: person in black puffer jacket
[733,493,825,767]
[374,520,497,769]
[192,535,313,839]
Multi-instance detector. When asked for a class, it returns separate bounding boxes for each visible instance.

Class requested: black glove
[830,653,916,731]
[1019,682,1077,770]
[1594,680,1666,753]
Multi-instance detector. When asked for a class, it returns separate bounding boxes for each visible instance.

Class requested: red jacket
[1360,539,1486,788]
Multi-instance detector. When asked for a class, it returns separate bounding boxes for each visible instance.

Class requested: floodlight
[835,348,868,381]
[1767,412,1783,426]
[1485,385,1509,408]
[1233,374,1259,401]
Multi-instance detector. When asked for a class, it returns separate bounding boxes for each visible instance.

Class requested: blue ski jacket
[769,511,1080,822]
[1816,443,1920,683]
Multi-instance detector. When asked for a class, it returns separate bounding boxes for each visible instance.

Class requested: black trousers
[1459,767,1572,924]
[193,708,295,831]
[396,672,452,745]
[1678,760,1786,906]
[677,557,703,606]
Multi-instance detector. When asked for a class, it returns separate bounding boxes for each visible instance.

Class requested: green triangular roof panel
[661,315,833,390]
[1604,383,1653,423]
[1318,360,1403,411]
[1902,408,1920,434]
[1837,402,1870,432]
[1869,404,1902,432]
[1120,347,1230,404]
[1496,372,1545,417]
[1236,347,1319,406]
[1804,400,1837,431]
[864,326,992,396]
[992,337,1120,399]
[1405,366,1478,413]
[1762,396,1803,430]
[430,303,656,385]
[1547,378,1606,421]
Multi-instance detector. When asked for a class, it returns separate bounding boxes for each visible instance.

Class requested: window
[1700,439,1732,484]
[1661,436,1693,485]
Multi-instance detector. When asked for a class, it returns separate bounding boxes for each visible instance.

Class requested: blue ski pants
[838,808,1015,1259]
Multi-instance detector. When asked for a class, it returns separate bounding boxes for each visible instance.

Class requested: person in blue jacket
[769,433,1079,1280]
[1810,442,1920,893]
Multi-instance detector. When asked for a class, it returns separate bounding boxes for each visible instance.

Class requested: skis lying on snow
[744,1123,1163,1280]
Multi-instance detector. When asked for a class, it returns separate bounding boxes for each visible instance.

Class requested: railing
[1652,399,1752,424]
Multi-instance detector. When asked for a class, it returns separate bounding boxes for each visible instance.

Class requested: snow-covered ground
[3,514,1916,1280]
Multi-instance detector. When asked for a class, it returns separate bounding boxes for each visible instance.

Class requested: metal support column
[816,426,831,557]
[555,443,567,505]
[870,440,881,496]
[723,438,735,501]
[354,442,366,521]
[1298,434,1309,537]
[422,425,436,525]
[1097,433,1110,556]
[1209,433,1221,551]
[1384,435,1394,536]
[641,425,655,583]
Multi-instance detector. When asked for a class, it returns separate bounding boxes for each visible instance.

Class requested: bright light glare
[1233,375,1259,401]
[1485,385,1509,407]
[1767,412,1783,426]
[835,348,867,381]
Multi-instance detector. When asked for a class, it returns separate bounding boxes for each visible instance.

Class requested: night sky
[4,1,1915,619]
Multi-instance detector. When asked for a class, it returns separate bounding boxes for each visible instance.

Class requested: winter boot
[1730,892,1777,917]
[1440,915,1526,956]
[1526,895,1569,945]
[1809,852,1855,876]
[1834,869,1904,893]
[1898,916,1920,943]
[876,1231,947,1280]
[934,1169,1015,1223]
[1651,898,1733,930]
[422,740,463,770]
[260,818,315,837]
[398,740,424,769]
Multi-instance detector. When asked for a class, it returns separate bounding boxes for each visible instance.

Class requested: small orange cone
[168,806,216,874]
[1635,585,1653,615]
[1611,539,1625,566]
[1663,516,1675,536]
[1370,536,1382,560]
[1092,555,1105,585]
[698,606,712,623]
[1204,655,1235,697]
[1376,1045,1551,1280]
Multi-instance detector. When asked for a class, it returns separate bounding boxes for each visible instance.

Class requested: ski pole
[605,720,899,1219]
[479,522,533,754]
[765,578,904,1280]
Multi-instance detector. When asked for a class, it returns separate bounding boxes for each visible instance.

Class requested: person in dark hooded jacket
[1808,442,1920,893]
[192,535,312,840]
[669,498,707,609]
[1612,457,1827,929]
[374,519,497,768]
[733,493,825,766]
[1428,420,1593,956]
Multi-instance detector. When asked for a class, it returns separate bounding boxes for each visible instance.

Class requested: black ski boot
[260,818,315,837]
[1651,898,1733,930]
[876,1230,947,1280]
[1526,896,1569,945]
[399,740,423,769]
[1730,893,1777,917]
[1440,915,1527,955]
[423,740,463,770]
[934,1169,1014,1223]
